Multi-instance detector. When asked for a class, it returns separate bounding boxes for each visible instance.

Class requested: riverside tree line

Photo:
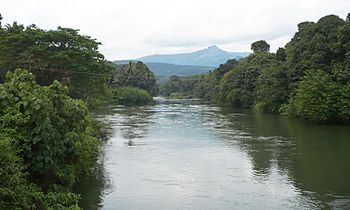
[160,14,350,123]
[1,12,350,209]
[0,14,157,209]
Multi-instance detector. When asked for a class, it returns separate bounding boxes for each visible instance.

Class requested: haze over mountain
[137,45,249,67]
[114,61,213,83]
[115,45,249,82]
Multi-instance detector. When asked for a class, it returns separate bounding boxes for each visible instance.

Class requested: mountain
[145,62,213,75]
[114,46,249,82]
[137,45,249,67]
[114,61,213,83]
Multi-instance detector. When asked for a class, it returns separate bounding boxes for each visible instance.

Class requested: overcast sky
[1,0,349,60]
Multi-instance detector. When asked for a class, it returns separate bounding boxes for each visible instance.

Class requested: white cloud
[1,0,349,59]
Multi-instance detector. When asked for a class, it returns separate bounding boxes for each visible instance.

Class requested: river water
[78,98,350,210]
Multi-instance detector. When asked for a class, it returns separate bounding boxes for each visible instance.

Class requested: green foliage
[285,15,345,88]
[254,64,289,113]
[199,59,240,100]
[282,70,350,122]
[109,61,158,105]
[0,135,81,210]
[40,192,80,210]
[113,87,153,105]
[157,14,350,123]
[159,75,201,98]
[0,135,39,209]
[279,14,350,122]
[0,69,100,208]
[111,61,158,96]
[0,69,99,187]
[159,60,241,100]
[0,21,113,103]
[276,47,286,61]
[138,62,213,83]
[251,40,270,53]
[219,52,277,108]
[159,75,182,97]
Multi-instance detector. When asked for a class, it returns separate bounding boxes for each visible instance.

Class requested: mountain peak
[207,45,224,52]
[136,46,249,67]
[208,45,219,49]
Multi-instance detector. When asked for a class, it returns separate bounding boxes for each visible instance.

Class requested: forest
[160,14,350,123]
[0,14,157,209]
[0,12,350,209]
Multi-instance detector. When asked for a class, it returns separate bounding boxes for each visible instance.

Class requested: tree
[158,59,241,100]
[285,15,345,88]
[0,69,99,192]
[276,47,286,61]
[0,23,112,102]
[254,64,289,113]
[201,59,239,100]
[251,40,270,53]
[219,52,277,108]
[0,135,39,209]
[159,75,185,97]
[111,61,158,96]
[283,70,350,122]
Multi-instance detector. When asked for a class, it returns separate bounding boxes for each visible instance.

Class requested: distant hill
[114,45,249,82]
[137,45,249,67]
[114,61,213,83]
[145,62,214,83]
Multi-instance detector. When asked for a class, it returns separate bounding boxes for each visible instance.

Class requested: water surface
[79,99,350,209]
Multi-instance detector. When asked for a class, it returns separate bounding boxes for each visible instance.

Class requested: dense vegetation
[112,87,153,105]
[160,14,350,123]
[0,18,115,107]
[0,69,99,209]
[0,15,158,107]
[111,61,158,96]
[159,75,203,98]
[1,11,349,208]
[0,15,157,208]
[110,61,158,105]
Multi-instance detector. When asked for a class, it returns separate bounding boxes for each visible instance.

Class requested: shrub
[0,134,39,209]
[113,87,153,105]
[282,70,350,122]
[0,69,100,208]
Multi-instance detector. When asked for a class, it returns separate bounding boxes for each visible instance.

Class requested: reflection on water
[79,100,350,210]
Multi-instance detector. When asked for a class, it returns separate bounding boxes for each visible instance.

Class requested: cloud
[1,0,349,59]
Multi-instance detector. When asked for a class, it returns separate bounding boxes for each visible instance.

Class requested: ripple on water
[82,100,350,210]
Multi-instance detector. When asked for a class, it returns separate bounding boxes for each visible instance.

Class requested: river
[78,98,350,209]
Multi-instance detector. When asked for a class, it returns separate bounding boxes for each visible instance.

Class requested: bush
[111,62,158,96]
[282,70,350,122]
[0,135,38,209]
[112,87,153,105]
[0,69,100,208]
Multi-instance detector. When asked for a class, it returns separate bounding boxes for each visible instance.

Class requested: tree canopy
[0,69,100,208]
[0,22,113,103]
[251,40,270,53]
[160,13,350,123]
[111,61,158,96]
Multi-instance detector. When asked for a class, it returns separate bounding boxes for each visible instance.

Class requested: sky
[1,0,350,60]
